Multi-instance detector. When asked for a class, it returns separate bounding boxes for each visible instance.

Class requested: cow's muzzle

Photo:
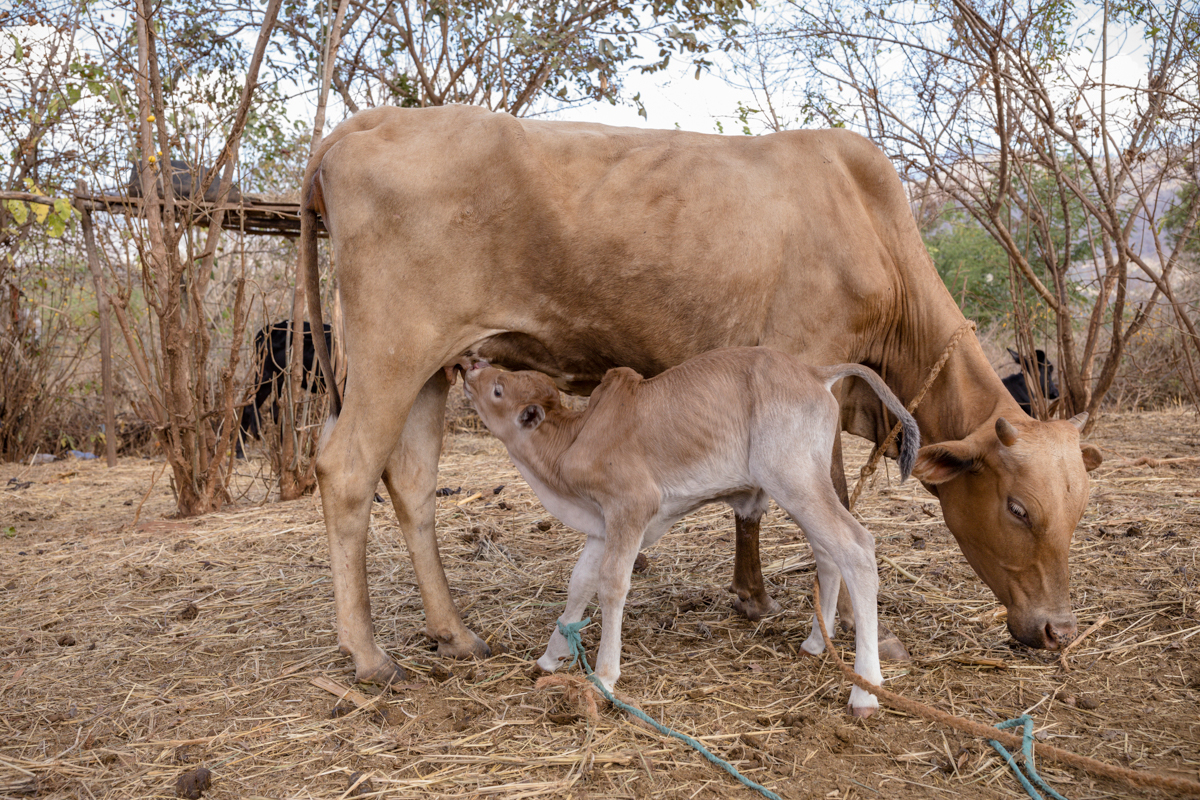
[1008,609,1077,651]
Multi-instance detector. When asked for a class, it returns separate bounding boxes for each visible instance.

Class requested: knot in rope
[556,618,589,670]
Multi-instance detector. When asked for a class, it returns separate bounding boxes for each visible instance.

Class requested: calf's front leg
[590,517,646,691]
[538,535,605,673]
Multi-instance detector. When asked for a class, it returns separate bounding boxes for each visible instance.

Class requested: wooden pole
[76,181,118,467]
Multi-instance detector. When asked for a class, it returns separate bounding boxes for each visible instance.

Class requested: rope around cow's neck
[848,319,976,511]
[810,578,1200,797]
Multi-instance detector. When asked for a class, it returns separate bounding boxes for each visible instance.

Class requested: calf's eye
[493,385,502,398]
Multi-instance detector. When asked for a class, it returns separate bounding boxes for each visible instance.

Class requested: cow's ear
[995,417,1019,447]
[517,404,545,430]
[1080,444,1103,472]
[912,441,979,485]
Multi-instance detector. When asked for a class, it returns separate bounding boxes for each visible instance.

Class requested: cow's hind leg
[381,371,490,660]
[728,495,781,621]
[316,378,415,685]
[317,370,481,686]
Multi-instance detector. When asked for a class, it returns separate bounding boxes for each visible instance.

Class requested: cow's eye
[1007,499,1029,524]
[492,384,502,398]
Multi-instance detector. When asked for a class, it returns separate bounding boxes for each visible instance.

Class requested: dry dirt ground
[1,408,1198,799]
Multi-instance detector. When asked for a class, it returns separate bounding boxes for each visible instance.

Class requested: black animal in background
[126,160,242,203]
[1002,347,1060,415]
[238,321,333,454]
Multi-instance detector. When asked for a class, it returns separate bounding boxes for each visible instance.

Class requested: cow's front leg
[383,371,490,660]
[730,511,782,621]
[538,534,605,673]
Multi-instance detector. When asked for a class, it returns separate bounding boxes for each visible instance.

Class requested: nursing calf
[463,347,920,717]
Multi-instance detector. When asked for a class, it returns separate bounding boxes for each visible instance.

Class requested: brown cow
[300,105,1103,686]
[462,349,922,716]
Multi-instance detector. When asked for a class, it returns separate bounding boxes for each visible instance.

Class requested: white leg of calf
[777,483,882,716]
[827,519,883,716]
[802,540,841,656]
[538,536,604,674]
[591,532,642,692]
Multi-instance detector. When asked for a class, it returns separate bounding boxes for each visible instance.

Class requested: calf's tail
[823,364,920,480]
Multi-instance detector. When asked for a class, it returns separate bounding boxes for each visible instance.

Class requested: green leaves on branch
[3,182,75,239]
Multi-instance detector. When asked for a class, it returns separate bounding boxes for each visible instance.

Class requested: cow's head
[912,413,1102,650]
[463,362,561,444]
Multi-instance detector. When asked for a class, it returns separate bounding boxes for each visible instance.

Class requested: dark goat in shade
[1002,348,1059,415]
[238,321,332,454]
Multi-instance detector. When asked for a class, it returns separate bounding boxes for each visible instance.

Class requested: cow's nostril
[1044,619,1077,650]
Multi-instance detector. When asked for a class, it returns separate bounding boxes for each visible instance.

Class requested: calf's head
[463,363,560,442]
[912,414,1102,650]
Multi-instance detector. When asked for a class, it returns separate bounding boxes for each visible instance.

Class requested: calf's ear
[517,404,545,430]
[912,440,979,485]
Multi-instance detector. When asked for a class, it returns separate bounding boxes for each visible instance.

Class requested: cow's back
[314,107,962,387]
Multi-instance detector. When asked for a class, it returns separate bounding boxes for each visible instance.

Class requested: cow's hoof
[355,659,407,687]
[433,630,492,660]
[732,594,783,622]
[878,627,911,661]
[849,705,876,719]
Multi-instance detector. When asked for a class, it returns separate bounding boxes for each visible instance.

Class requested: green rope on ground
[989,715,1069,800]
[556,619,782,800]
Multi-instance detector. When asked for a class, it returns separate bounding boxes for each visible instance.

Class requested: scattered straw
[1059,616,1109,672]
[0,404,1196,798]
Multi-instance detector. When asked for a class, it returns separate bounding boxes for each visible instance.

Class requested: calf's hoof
[849,704,876,719]
[848,686,880,718]
[536,653,565,674]
[731,594,783,622]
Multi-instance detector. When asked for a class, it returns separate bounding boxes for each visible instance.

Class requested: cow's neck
[872,319,1025,445]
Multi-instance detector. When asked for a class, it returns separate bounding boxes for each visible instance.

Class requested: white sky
[544,63,745,134]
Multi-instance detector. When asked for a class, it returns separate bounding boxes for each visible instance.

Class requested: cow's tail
[301,159,341,418]
[822,364,919,481]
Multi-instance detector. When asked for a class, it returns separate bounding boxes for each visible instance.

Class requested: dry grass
[1,408,1198,799]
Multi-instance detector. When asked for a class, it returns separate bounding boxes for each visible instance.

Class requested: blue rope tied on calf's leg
[556,619,782,800]
[988,715,1070,800]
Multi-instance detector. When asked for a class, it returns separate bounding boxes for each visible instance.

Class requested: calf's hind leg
[763,469,882,716]
[830,433,910,661]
